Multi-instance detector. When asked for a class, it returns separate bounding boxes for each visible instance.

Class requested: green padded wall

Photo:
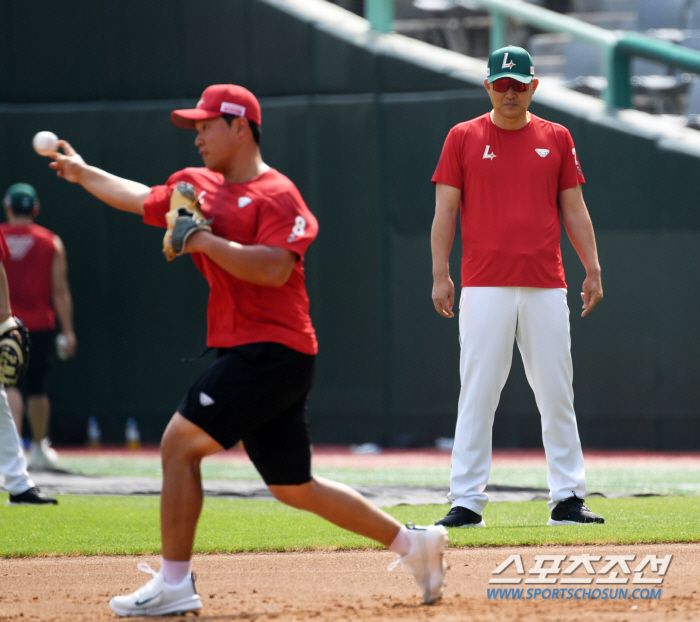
[2,0,699,449]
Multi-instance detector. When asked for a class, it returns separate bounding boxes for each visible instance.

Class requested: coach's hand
[432,275,455,318]
[49,140,87,183]
[581,271,603,317]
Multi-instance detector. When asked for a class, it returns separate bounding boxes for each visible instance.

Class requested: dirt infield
[1,542,697,621]
[4,449,698,620]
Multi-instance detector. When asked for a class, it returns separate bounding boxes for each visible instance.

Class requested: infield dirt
[1,542,697,621]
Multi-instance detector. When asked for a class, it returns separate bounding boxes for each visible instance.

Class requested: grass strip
[1,495,698,557]
[55,456,700,495]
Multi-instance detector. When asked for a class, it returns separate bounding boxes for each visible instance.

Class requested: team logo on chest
[535,149,550,158]
[6,235,35,260]
[482,145,496,160]
[238,196,252,208]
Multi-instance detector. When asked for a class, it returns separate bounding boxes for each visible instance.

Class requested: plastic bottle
[125,417,141,451]
[87,417,101,449]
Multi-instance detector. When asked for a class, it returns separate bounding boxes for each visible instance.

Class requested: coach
[430,46,605,528]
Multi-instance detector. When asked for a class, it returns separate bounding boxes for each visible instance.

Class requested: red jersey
[432,113,584,288]
[144,167,319,355]
[0,222,56,331]
[0,229,9,262]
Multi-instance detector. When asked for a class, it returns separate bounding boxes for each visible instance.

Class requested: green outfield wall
[1,0,699,449]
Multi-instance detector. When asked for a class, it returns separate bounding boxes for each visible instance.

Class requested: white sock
[388,526,411,556]
[160,558,191,586]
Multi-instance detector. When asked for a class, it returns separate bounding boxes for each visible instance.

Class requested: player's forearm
[562,208,601,276]
[431,209,457,279]
[188,233,295,287]
[52,289,74,334]
[51,239,75,333]
[560,186,601,276]
[78,166,150,215]
[0,265,12,322]
[432,184,460,278]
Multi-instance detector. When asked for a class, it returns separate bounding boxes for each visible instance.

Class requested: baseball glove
[0,316,30,386]
[162,182,213,261]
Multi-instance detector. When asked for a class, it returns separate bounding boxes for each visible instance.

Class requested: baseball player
[431,46,605,528]
[49,84,448,616]
[2,183,77,468]
[0,224,58,505]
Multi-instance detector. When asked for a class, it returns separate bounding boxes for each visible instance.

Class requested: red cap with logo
[171,84,262,129]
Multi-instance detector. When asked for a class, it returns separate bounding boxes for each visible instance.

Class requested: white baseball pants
[448,287,586,513]
[0,385,34,495]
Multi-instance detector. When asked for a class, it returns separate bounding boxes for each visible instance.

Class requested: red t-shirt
[432,113,584,288]
[143,167,319,355]
[0,222,56,331]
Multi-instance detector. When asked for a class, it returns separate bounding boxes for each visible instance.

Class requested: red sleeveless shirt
[0,222,56,331]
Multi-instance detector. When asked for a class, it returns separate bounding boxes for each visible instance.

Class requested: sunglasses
[491,78,530,93]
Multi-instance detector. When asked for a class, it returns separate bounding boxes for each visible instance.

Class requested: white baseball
[32,131,59,156]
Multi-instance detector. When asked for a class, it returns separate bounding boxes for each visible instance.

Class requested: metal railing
[365,0,395,35]
[364,0,700,109]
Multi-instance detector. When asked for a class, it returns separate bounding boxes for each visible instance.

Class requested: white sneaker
[41,438,59,463]
[388,523,449,604]
[109,563,202,617]
[28,441,52,468]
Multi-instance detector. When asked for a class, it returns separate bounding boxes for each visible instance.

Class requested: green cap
[3,183,39,215]
[486,45,535,84]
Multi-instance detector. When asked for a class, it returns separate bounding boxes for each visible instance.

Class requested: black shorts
[178,342,315,486]
[18,330,54,396]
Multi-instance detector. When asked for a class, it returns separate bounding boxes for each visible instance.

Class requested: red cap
[171,84,262,129]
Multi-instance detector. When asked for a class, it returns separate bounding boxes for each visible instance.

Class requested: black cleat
[435,506,485,528]
[7,487,58,506]
[548,495,604,525]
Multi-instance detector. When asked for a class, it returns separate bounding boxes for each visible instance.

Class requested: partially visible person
[1,183,76,468]
[0,222,57,505]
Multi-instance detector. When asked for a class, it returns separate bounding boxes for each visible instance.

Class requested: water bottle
[87,417,101,449]
[56,334,70,360]
[125,417,141,451]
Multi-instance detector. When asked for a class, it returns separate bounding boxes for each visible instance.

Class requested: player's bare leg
[270,476,401,545]
[269,477,449,604]
[110,413,217,617]
[25,395,58,466]
[26,395,50,441]
[160,413,223,560]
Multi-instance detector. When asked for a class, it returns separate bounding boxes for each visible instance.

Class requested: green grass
[55,456,700,495]
[491,466,700,496]
[1,495,698,557]
[12,455,695,558]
